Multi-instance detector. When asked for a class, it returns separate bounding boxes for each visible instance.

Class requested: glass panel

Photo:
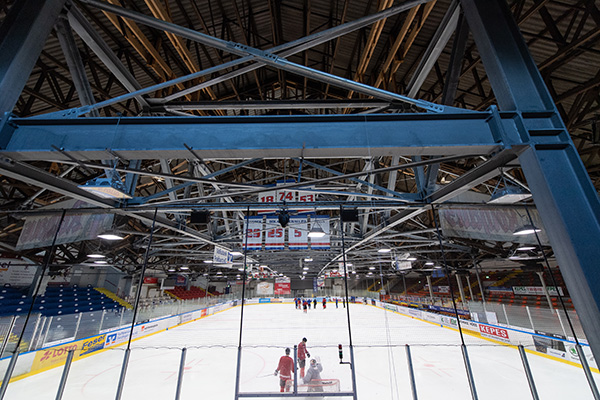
[467,345,531,398]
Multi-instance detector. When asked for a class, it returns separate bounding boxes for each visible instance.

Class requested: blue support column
[0,0,67,114]
[461,0,600,362]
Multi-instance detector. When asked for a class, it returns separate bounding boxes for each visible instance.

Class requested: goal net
[296,379,341,393]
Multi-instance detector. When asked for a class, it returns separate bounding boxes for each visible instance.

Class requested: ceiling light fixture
[513,224,541,235]
[308,224,326,238]
[488,171,531,204]
[98,231,124,240]
[377,248,392,253]
[87,254,105,258]
[79,177,132,199]
[517,246,536,251]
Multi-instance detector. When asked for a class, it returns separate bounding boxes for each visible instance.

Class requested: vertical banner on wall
[274,277,291,295]
[243,216,263,250]
[265,215,285,250]
[288,216,308,250]
[310,215,330,249]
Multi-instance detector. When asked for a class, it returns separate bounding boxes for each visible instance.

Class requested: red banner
[143,277,158,284]
[274,277,291,295]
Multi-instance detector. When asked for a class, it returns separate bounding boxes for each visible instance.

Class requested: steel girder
[2,112,508,161]
[462,0,600,367]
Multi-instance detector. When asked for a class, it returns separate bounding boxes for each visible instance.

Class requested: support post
[426,275,434,303]
[174,348,187,400]
[405,344,418,400]
[535,271,553,311]
[518,345,539,400]
[0,348,20,400]
[461,345,479,400]
[0,0,67,115]
[55,349,75,400]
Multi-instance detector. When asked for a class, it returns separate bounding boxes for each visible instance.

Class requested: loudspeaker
[340,209,359,222]
[190,211,210,224]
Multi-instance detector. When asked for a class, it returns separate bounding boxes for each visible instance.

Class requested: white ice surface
[4,302,599,399]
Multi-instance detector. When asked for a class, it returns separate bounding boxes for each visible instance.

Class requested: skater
[308,298,311,309]
[313,298,317,309]
[322,297,326,309]
[297,337,310,378]
[335,298,338,308]
[303,299,308,313]
[274,348,295,392]
[303,358,323,392]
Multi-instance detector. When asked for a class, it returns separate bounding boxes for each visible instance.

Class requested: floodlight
[79,177,132,199]
[489,185,531,204]
[87,254,105,258]
[308,224,326,238]
[513,224,541,235]
[98,231,124,240]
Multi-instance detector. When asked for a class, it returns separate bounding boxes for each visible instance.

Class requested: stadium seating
[0,285,123,317]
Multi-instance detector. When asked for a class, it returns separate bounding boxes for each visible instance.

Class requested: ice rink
[4,302,600,399]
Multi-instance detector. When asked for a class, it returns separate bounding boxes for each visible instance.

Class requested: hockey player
[274,348,295,392]
[297,337,310,378]
[322,297,326,309]
[313,298,317,308]
[303,299,308,313]
[303,358,323,392]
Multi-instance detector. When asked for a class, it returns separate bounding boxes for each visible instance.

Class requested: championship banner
[265,215,285,250]
[213,246,233,264]
[274,277,291,295]
[243,216,263,250]
[439,206,549,245]
[288,216,308,250]
[310,215,330,249]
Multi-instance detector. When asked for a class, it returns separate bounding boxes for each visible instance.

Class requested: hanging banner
[0,256,38,287]
[274,277,291,295]
[213,246,233,264]
[296,190,316,213]
[256,281,274,295]
[265,215,285,250]
[309,215,330,249]
[439,206,549,245]
[243,216,263,250]
[288,216,308,250]
[17,200,114,250]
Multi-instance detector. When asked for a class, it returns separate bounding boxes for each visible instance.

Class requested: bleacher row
[390,268,574,310]
[0,285,123,317]
[165,285,208,300]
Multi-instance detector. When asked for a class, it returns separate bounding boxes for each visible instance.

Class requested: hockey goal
[297,379,341,393]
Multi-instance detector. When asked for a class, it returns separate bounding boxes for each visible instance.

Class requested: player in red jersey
[274,347,295,392]
[297,337,310,378]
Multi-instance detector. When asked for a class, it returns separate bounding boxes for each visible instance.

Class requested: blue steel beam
[0,0,67,114]
[1,112,503,161]
[462,0,600,365]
